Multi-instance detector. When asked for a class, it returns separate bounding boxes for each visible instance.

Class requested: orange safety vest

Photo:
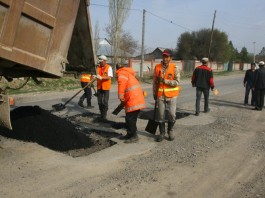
[97,64,111,90]
[116,67,146,113]
[155,63,181,98]
[80,73,92,83]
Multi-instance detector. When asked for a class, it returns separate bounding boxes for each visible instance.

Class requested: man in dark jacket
[243,63,256,106]
[253,61,265,111]
[191,57,215,116]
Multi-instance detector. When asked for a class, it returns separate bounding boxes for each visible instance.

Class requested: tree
[108,0,133,68]
[177,28,231,62]
[104,25,138,63]
[239,47,252,63]
[119,31,138,62]
[93,20,100,56]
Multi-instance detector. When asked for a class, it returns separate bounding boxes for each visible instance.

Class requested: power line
[90,3,192,31]
[146,10,192,31]
[90,3,142,12]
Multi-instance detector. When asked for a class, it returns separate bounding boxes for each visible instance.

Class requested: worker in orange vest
[116,64,146,143]
[78,72,95,109]
[93,55,113,121]
[153,49,181,142]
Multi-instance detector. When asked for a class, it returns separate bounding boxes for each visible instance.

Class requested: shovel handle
[63,77,96,107]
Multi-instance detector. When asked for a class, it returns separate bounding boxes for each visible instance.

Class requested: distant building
[134,47,178,60]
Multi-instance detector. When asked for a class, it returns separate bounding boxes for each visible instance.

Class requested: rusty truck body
[0,0,95,129]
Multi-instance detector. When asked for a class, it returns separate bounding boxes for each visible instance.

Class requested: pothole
[0,106,119,157]
[139,109,191,120]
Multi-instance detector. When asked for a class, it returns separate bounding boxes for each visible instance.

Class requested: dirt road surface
[0,73,265,198]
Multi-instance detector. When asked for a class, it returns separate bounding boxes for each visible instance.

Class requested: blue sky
[89,0,265,56]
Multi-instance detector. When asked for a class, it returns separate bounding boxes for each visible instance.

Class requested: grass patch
[4,77,81,95]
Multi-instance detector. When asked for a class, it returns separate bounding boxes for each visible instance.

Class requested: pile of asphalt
[0,106,93,152]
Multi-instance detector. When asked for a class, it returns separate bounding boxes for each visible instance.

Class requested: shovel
[145,99,159,134]
[112,102,124,115]
[52,78,96,111]
[145,71,160,134]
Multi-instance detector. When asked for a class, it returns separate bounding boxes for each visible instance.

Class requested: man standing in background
[243,62,256,106]
[191,57,215,116]
[94,55,113,121]
[253,61,265,111]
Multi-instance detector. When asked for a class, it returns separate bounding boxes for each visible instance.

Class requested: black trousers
[97,89,110,113]
[244,83,255,105]
[125,110,140,137]
[80,82,92,105]
[255,88,265,110]
[196,87,210,113]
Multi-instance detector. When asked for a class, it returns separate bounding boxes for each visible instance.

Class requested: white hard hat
[98,55,107,62]
[201,57,209,63]
[258,61,265,66]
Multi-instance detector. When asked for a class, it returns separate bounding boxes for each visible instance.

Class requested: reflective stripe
[118,75,128,80]
[81,74,92,82]
[125,84,141,93]
[126,103,145,112]
[118,93,124,98]
[158,87,180,92]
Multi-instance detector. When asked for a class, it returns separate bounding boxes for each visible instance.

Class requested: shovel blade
[52,103,65,111]
[145,119,158,134]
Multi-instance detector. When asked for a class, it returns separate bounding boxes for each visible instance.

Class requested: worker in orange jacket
[93,55,113,121]
[153,49,181,142]
[78,72,95,109]
[116,64,146,143]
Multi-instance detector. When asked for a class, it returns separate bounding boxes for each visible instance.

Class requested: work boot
[124,135,139,144]
[102,111,107,120]
[99,111,107,122]
[86,102,94,109]
[119,134,131,140]
[168,122,175,141]
[78,100,84,108]
[78,94,85,108]
[156,123,165,142]
[204,108,210,113]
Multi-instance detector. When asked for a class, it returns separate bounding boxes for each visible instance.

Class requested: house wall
[129,59,250,76]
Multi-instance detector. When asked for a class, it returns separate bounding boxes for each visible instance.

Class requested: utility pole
[253,41,256,63]
[140,9,146,78]
[208,10,216,59]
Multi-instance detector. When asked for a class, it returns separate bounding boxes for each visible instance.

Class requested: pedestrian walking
[116,64,146,143]
[191,57,215,116]
[153,49,181,142]
[253,61,265,111]
[94,55,113,121]
[78,72,95,109]
[243,62,256,106]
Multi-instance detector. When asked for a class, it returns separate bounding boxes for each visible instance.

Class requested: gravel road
[0,73,265,198]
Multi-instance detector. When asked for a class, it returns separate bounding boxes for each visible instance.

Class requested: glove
[96,74,102,80]
[92,75,97,78]
[158,77,164,83]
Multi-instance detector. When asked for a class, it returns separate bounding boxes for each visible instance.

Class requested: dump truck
[0,0,96,129]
